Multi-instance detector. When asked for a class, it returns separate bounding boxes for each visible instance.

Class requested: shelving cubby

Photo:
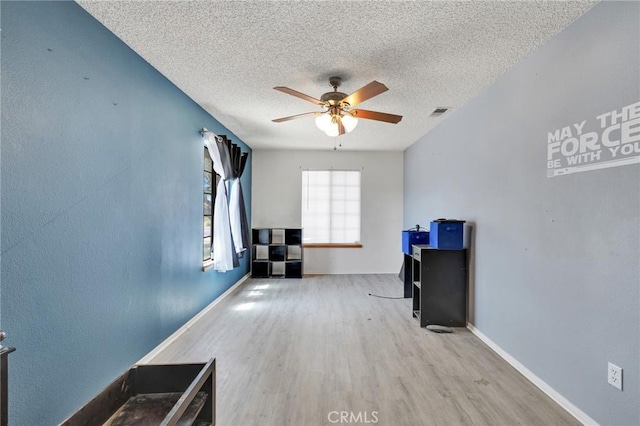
[251,228,303,278]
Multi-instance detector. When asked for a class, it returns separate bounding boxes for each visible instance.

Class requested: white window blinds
[301,170,361,244]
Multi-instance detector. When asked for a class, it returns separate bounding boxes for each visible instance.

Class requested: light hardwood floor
[149,274,579,426]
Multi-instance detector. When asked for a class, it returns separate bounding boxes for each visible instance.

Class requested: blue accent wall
[1,2,251,424]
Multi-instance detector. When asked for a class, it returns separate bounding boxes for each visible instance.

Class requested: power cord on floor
[368,293,405,299]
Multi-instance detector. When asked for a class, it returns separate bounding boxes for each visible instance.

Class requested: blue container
[402,230,430,254]
[429,220,464,250]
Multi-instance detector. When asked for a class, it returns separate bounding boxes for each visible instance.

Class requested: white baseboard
[467,323,599,426]
[137,273,250,364]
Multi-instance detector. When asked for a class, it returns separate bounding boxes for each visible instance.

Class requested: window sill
[202,260,215,272]
[303,243,363,248]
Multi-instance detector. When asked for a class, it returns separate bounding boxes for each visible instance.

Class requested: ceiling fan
[272,77,402,137]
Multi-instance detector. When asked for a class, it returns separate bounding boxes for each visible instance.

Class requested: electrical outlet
[608,362,623,390]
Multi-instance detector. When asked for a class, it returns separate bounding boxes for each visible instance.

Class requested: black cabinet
[412,245,467,327]
[251,228,303,278]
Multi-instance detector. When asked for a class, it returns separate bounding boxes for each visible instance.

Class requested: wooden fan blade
[274,87,325,106]
[340,81,388,107]
[272,111,319,123]
[351,109,402,124]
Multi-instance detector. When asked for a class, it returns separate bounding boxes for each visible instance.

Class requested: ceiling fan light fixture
[322,112,341,138]
[325,118,340,137]
[273,77,402,139]
[315,113,331,131]
[341,113,358,133]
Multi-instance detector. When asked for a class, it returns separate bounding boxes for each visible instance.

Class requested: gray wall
[403,2,639,425]
[1,2,250,424]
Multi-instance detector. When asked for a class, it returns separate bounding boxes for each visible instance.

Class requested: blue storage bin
[429,220,464,250]
[402,230,430,254]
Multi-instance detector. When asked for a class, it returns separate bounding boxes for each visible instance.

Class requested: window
[203,147,220,265]
[301,170,361,245]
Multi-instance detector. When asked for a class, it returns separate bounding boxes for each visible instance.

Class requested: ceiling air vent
[431,107,450,117]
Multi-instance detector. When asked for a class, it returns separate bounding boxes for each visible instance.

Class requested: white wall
[252,149,403,274]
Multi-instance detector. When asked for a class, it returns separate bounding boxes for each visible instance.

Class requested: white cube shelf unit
[251,228,303,278]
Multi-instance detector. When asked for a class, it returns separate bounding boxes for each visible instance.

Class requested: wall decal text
[547,101,640,177]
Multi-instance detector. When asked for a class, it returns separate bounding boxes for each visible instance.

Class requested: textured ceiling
[78,1,596,151]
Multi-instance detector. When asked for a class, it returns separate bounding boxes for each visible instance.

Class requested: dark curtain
[219,135,250,262]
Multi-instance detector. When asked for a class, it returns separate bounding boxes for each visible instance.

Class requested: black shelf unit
[411,245,467,327]
[251,228,303,278]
